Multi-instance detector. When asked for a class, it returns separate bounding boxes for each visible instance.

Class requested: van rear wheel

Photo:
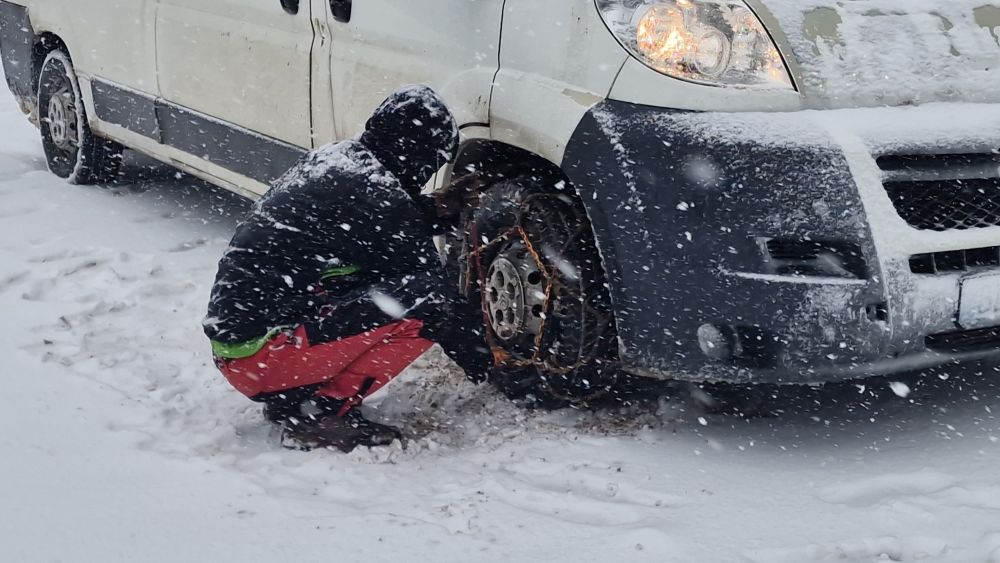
[457,179,619,406]
[37,50,123,184]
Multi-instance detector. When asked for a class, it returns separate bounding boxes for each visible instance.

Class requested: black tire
[38,50,123,184]
[454,177,619,407]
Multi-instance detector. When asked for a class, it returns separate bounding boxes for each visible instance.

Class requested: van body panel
[491,0,627,164]
[155,0,315,148]
[326,0,504,139]
[565,100,1000,382]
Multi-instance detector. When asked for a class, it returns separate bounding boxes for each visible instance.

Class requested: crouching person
[204,86,492,452]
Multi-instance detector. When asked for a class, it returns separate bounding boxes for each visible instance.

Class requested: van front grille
[878,152,1000,232]
[884,178,1000,231]
[909,245,1000,274]
[877,153,1000,181]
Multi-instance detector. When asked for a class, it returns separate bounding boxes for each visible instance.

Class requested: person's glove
[430,174,487,222]
[438,339,493,384]
[461,343,495,385]
[466,343,518,385]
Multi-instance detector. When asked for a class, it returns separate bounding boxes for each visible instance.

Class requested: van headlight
[596,0,794,90]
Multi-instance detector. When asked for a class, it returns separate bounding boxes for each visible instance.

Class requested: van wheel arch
[443,139,616,293]
[449,139,559,185]
[32,32,68,92]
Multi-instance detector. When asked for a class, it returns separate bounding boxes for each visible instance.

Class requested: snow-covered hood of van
[756,0,1000,108]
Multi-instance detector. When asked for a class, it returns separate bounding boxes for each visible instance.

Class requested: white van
[2,0,999,399]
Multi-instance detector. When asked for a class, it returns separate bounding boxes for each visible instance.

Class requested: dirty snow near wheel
[3,88,1000,563]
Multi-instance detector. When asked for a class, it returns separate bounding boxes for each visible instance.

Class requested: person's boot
[259,386,321,424]
[262,400,302,424]
[279,398,403,452]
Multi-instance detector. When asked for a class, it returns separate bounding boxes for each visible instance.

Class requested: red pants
[217,320,433,408]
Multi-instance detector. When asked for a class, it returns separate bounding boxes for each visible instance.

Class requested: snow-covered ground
[3,87,1000,563]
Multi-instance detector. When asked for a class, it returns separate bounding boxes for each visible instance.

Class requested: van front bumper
[562,101,1000,384]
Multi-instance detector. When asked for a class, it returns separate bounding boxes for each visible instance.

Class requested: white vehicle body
[2,0,1000,384]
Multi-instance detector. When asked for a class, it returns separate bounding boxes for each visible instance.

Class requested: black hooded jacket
[204,86,488,377]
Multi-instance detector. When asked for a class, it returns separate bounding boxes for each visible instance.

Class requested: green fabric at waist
[322,264,361,280]
[212,327,284,360]
[212,264,361,360]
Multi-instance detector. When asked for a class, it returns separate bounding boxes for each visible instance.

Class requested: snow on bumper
[563,101,1000,383]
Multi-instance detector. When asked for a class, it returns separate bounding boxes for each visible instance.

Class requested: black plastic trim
[157,102,306,185]
[561,101,887,383]
[0,2,36,103]
[88,78,307,185]
[459,122,490,130]
[91,79,161,141]
[927,326,1000,353]
[910,245,1000,274]
[761,238,868,279]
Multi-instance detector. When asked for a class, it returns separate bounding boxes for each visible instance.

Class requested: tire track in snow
[744,535,951,563]
[0,153,45,182]
[27,248,95,263]
[818,470,958,507]
[168,238,210,253]
[0,270,28,293]
[0,204,40,219]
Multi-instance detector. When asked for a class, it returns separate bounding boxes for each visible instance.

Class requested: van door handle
[280,0,299,14]
[331,0,352,23]
[314,18,329,44]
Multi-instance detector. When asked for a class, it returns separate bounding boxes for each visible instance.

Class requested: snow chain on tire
[464,181,619,405]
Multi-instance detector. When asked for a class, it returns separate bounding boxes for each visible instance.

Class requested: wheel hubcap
[486,243,547,342]
[46,87,78,152]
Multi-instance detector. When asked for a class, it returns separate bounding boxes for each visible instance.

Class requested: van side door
[321,0,504,139]
[155,0,315,182]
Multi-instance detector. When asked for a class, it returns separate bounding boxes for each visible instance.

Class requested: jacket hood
[360,85,460,196]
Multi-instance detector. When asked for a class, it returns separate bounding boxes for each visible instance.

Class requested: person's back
[204,86,491,451]
[204,140,440,345]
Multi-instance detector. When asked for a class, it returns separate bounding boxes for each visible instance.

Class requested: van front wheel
[37,50,123,184]
[458,179,619,406]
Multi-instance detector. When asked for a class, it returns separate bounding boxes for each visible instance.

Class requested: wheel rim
[486,243,546,342]
[44,75,79,156]
[476,193,616,390]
